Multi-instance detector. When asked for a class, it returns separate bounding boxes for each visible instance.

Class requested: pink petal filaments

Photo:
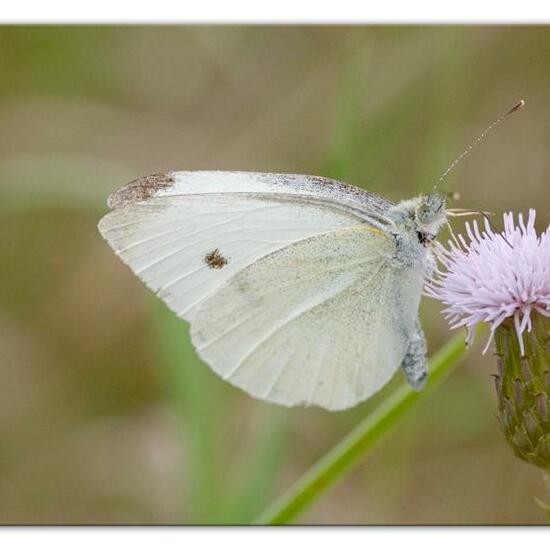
[426,209,550,355]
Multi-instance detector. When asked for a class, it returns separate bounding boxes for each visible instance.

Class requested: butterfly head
[415,192,445,229]
[413,193,446,244]
[387,192,446,248]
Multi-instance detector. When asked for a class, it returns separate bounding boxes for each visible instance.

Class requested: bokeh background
[1,25,549,525]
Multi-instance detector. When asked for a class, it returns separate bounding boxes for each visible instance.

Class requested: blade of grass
[323,36,372,185]
[223,407,288,524]
[254,333,469,525]
[153,301,226,523]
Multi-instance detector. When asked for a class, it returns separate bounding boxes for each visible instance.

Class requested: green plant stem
[254,333,469,525]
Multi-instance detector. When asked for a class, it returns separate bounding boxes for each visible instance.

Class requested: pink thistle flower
[426,209,550,355]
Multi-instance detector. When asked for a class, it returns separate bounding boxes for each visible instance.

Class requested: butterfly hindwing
[191,227,424,410]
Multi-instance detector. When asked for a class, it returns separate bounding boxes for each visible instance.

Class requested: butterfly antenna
[434,99,525,191]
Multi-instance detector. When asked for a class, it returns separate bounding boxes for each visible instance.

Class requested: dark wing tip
[107,172,176,209]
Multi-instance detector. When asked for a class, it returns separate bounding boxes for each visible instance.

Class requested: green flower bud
[493,313,550,469]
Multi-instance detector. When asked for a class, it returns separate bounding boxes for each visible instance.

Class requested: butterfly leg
[400,319,428,390]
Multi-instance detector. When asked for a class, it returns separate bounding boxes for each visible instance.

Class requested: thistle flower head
[427,209,550,470]
[426,209,550,354]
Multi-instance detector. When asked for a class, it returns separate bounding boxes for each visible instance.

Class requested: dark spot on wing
[204,248,228,269]
[107,172,175,208]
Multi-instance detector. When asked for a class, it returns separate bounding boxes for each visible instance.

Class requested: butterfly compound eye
[415,195,444,225]
[415,203,433,224]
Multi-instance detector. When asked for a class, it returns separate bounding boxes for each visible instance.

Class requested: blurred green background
[1,25,549,525]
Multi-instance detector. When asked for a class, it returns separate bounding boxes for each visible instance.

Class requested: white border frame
[2,1,550,23]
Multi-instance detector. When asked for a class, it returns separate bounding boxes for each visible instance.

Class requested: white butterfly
[98,171,447,411]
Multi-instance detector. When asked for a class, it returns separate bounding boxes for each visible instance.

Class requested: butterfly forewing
[100,199,376,322]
